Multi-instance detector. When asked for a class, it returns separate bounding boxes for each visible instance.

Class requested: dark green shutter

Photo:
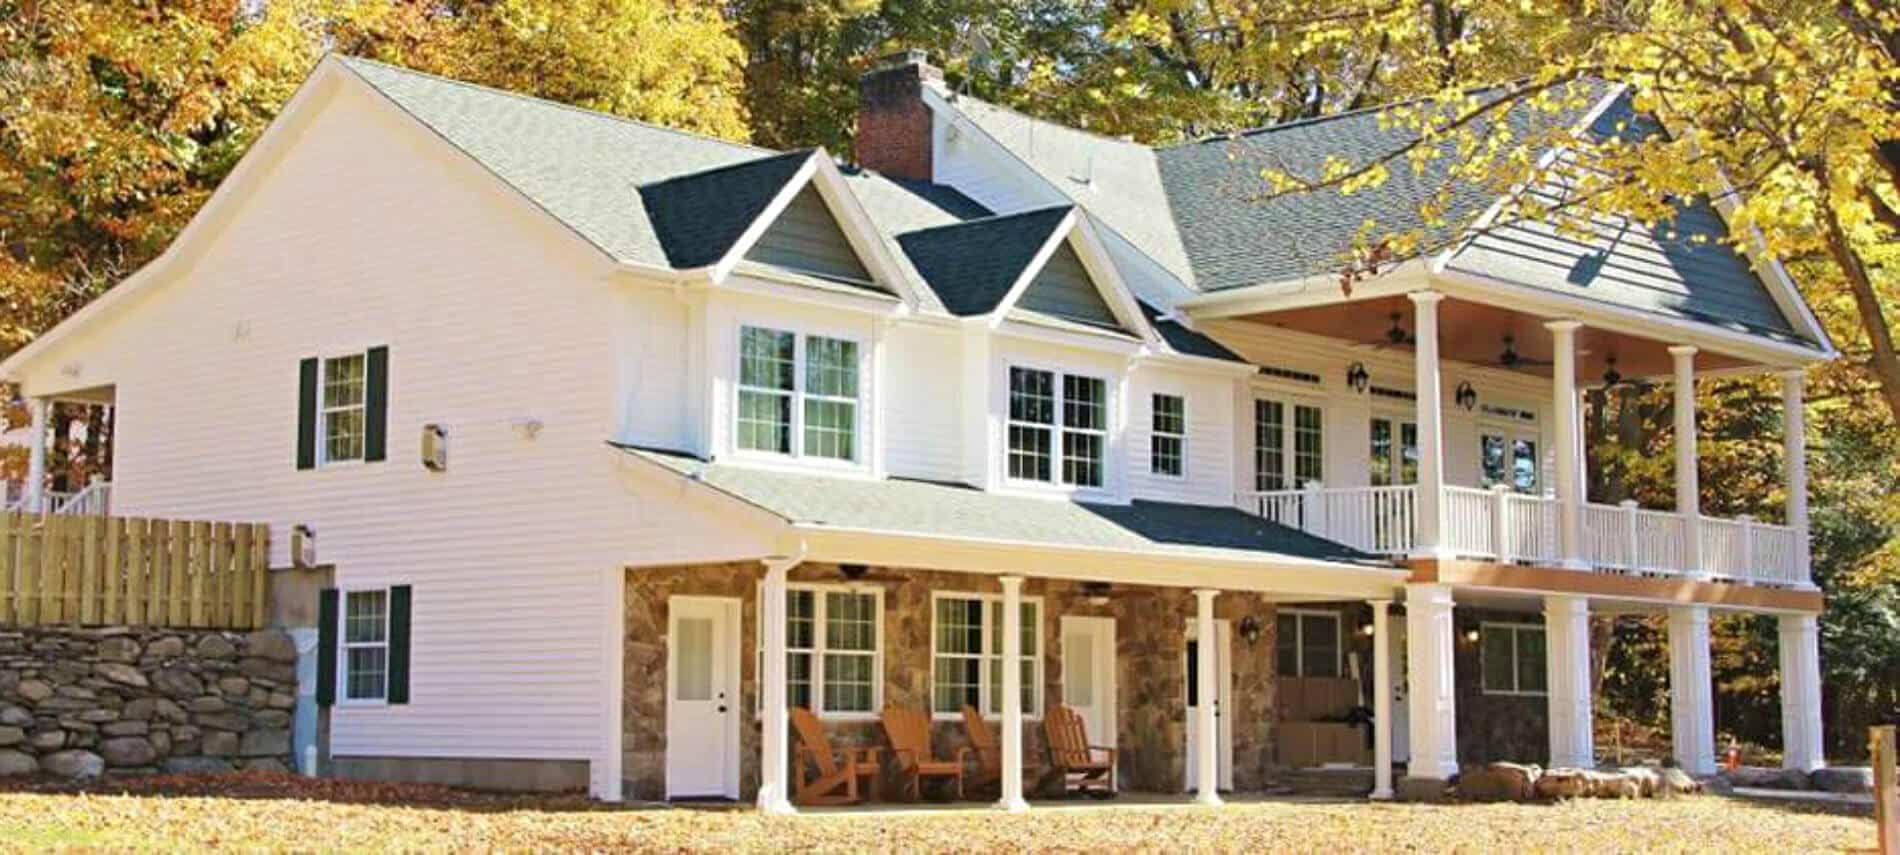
[364,346,389,462]
[317,588,338,707]
[388,584,411,704]
[297,358,319,470]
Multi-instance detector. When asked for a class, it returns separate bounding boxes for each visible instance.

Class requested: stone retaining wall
[0,625,298,778]
[624,563,1281,801]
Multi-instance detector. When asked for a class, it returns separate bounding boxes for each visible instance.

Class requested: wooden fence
[0,512,271,630]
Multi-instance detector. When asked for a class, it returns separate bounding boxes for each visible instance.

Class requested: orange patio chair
[880,705,967,801]
[791,706,881,806]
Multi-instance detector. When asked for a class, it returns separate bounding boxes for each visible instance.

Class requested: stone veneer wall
[0,626,299,778]
[1452,607,1550,765]
[624,563,1283,801]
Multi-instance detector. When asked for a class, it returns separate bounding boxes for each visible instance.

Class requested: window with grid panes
[1150,393,1185,476]
[736,326,860,462]
[342,590,388,701]
[930,594,1041,716]
[1255,399,1323,490]
[1006,368,1106,488]
[321,354,367,464]
[759,585,881,716]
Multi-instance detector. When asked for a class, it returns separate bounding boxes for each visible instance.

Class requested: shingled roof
[617,444,1382,567]
[637,150,816,269]
[895,206,1074,316]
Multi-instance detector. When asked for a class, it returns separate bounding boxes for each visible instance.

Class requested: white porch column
[23,397,47,512]
[1781,370,1813,585]
[756,557,796,814]
[1544,595,1595,769]
[1409,292,1448,558]
[1669,346,1704,576]
[1778,613,1826,772]
[1193,588,1222,805]
[1667,606,1716,776]
[1404,583,1459,782]
[1546,321,1586,569]
[1369,599,1395,799]
[997,575,1029,811]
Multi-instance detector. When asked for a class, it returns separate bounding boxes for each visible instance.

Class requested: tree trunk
[1818,184,1900,425]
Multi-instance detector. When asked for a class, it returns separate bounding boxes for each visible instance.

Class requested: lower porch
[624,562,1297,804]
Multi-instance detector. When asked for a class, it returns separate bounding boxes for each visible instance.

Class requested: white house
[0,51,1834,806]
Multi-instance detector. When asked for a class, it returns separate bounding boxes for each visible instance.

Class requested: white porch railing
[1238,483,1808,588]
[2,480,110,516]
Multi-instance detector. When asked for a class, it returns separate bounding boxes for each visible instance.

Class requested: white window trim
[1479,621,1549,697]
[1149,392,1187,479]
[1277,607,1343,678]
[317,350,370,468]
[1003,363,1110,492]
[754,582,885,721]
[733,325,865,468]
[1253,395,1325,492]
[337,587,390,707]
[928,591,1045,722]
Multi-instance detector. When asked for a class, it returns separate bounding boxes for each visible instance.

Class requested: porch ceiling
[1236,294,1754,381]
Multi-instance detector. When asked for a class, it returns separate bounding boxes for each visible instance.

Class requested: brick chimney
[856,49,942,181]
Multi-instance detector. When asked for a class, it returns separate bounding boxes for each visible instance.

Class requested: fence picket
[0,512,15,624]
[0,514,268,630]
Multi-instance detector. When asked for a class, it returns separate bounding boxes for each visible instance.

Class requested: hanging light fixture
[1454,381,1478,411]
[1345,362,1370,393]
[1601,356,1623,388]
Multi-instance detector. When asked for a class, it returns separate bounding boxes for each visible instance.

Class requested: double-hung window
[1275,609,1342,678]
[1006,367,1106,488]
[342,589,389,702]
[1254,398,1324,490]
[1150,393,1186,477]
[321,353,368,464]
[736,326,860,462]
[931,593,1041,717]
[1481,623,1548,695]
[759,585,882,717]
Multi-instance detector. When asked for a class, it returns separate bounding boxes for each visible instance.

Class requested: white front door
[1183,619,1235,792]
[1061,616,1118,756]
[666,596,740,800]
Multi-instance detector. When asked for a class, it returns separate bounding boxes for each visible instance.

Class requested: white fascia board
[1176,259,1432,320]
[1431,268,1831,367]
[985,208,1079,329]
[721,265,907,317]
[795,525,1409,599]
[1133,349,1257,379]
[992,316,1145,357]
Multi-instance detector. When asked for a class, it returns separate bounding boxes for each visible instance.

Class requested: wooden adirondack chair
[880,705,967,801]
[1044,704,1116,798]
[960,704,1002,794]
[791,706,881,806]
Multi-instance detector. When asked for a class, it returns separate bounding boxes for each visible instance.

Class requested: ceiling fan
[834,563,909,585]
[1496,334,1553,369]
[1369,312,1415,350]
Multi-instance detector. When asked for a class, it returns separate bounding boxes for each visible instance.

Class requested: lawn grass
[0,772,1876,853]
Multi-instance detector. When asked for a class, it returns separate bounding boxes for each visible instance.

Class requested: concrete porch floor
[793,792,1361,816]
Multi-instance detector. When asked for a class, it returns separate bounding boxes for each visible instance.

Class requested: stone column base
[1397,775,1453,802]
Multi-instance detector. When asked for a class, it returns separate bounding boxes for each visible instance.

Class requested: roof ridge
[636,148,816,190]
[935,84,1157,151]
[1157,82,1528,150]
[893,203,1073,238]
[333,53,775,156]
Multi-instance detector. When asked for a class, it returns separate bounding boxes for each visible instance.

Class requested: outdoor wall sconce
[1345,362,1370,394]
[510,416,543,440]
[1454,381,1478,411]
[1463,627,1481,644]
[1237,615,1263,644]
[291,525,317,569]
[421,423,448,472]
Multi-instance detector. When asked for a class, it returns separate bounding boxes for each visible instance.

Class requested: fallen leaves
[0,771,1876,853]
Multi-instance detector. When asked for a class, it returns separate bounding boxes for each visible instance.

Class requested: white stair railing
[1239,484,1417,556]
[52,480,111,516]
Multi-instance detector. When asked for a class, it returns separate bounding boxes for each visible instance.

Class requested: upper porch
[1186,258,1830,596]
